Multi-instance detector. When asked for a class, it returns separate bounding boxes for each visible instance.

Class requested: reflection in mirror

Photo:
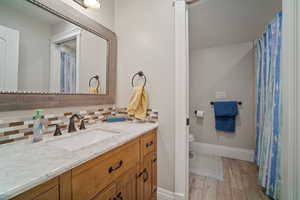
[0,0,107,94]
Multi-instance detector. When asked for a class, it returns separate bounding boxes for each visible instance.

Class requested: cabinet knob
[146,141,154,148]
[137,168,146,178]
[143,169,149,183]
[113,192,123,200]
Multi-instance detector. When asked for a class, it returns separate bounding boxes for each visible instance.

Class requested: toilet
[189,132,195,158]
[189,132,195,143]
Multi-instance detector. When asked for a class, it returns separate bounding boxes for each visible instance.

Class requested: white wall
[0,1,52,92]
[189,42,256,150]
[115,0,175,192]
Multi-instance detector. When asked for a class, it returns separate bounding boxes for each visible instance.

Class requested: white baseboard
[173,193,185,200]
[157,187,185,200]
[157,187,174,200]
[190,142,255,162]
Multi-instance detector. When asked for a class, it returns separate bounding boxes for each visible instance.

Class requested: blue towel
[213,101,238,133]
[106,117,126,122]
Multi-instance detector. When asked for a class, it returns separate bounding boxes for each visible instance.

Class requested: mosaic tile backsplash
[0,106,158,145]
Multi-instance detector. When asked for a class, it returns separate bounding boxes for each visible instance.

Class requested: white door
[0,25,19,91]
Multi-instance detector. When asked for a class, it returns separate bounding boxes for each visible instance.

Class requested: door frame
[281,0,299,199]
[0,25,19,91]
[50,28,81,93]
[174,0,189,200]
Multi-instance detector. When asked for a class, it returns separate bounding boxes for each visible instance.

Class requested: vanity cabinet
[72,138,140,200]
[11,178,59,200]
[92,183,116,200]
[139,130,157,200]
[10,129,157,200]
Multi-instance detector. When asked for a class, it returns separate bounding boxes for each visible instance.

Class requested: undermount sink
[47,130,119,152]
[99,122,148,133]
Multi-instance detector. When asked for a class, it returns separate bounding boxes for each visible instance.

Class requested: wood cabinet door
[116,166,138,200]
[93,184,116,200]
[12,178,59,200]
[152,153,157,198]
[33,186,59,200]
[141,153,154,200]
[141,130,156,156]
[72,139,140,200]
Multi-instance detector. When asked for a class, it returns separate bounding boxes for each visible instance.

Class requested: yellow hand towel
[128,86,149,120]
[89,87,99,94]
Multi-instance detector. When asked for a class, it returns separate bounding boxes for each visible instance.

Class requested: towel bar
[210,101,242,105]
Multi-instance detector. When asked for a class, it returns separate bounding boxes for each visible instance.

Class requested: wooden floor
[189,158,271,200]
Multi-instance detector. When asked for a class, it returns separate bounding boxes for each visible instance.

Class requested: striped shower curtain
[255,11,282,200]
[60,51,76,93]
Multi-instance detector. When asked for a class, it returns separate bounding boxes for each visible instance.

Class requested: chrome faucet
[68,114,82,133]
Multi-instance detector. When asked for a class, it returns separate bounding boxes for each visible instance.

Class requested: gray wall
[79,30,107,94]
[52,21,108,94]
[189,42,256,150]
[0,0,52,92]
[115,0,175,192]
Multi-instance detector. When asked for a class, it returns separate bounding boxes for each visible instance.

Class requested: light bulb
[84,0,101,8]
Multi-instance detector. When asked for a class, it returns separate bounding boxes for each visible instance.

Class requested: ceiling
[189,0,282,50]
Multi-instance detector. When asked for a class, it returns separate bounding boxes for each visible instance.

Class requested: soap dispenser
[32,109,44,143]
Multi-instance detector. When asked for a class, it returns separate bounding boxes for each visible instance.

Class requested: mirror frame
[0,0,117,111]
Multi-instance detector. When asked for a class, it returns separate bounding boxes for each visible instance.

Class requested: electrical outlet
[216,91,226,99]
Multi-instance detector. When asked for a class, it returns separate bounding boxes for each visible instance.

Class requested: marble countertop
[0,121,158,200]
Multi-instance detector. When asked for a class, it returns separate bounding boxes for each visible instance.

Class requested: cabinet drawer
[141,130,156,156]
[93,184,116,200]
[72,139,140,200]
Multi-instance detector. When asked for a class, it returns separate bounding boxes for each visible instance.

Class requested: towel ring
[131,71,147,87]
[89,75,100,90]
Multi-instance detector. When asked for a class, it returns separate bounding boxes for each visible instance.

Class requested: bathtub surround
[0,105,158,145]
[189,42,256,151]
[190,141,255,162]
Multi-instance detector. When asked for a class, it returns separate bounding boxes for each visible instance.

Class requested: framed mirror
[0,0,117,111]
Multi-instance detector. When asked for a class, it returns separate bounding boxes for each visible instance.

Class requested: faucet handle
[49,124,62,136]
[79,118,89,130]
